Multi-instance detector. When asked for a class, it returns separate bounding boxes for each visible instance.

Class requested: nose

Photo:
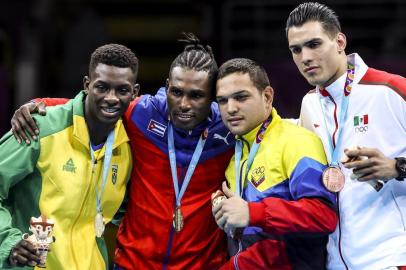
[301,47,313,65]
[105,89,119,104]
[179,95,191,111]
[226,99,238,115]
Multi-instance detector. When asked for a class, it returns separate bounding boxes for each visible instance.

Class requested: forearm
[249,197,337,235]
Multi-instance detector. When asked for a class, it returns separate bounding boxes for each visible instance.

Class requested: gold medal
[173,206,184,232]
[322,166,345,192]
[95,212,105,238]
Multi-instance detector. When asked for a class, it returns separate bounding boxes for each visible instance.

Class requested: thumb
[222,181,235,198]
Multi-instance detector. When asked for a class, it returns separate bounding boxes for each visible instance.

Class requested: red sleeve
[249,197,337,235]
[33,98,69,106]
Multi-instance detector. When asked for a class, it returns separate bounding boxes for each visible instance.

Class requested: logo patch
[147,119,167,137]
[63,158,76,173]
[354,114,368,133]
[111,164,118,184]
[251,166,265,187]
[213,132,231,145]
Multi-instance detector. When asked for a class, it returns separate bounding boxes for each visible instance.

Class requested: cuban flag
[147,119,167,137]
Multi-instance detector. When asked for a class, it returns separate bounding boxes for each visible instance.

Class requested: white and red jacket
[299,53,406,270]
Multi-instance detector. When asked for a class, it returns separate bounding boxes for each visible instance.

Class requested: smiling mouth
[101,107,120,117]
[175,113,194,121]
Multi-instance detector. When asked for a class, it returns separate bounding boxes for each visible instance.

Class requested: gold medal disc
[173,206,184,232]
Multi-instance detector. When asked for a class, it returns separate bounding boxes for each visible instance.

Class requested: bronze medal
[173,206,184,232]
[322,166,345,192]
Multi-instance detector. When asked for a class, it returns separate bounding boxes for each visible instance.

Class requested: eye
[191,92,204,100]
[308,41,320,49]
[95,84,108,92]
[170,88,183,97]
[290,47,301,55]
[118,87,130,95]
[36,225,41,230]
[234,94,248,102]
[216,97,227,105]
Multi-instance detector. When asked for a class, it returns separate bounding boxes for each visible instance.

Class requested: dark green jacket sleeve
[0,131,40,268]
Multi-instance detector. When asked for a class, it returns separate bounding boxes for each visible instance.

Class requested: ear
[263,86,274,106]
[336,32,347,53]
[132,83,140,100]
[83,76,90,94]
[165,78,169,90]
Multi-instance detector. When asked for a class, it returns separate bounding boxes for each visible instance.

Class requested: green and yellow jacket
[0,91,132,269]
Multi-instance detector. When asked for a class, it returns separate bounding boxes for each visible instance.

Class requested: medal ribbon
[235,115,272,196]
[318,54,355,166]
[90,130,115,214]
[168,124,208,208]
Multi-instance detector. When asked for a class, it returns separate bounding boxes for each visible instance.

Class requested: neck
[322,54,348,88]
[84,105,114,145]
[87,121,114,145]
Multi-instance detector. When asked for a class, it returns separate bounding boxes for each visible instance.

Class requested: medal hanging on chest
[167,124,208,233]
[318,55,356,193]
[90,130,115,238]
[95,211,105,238]
[322,166,345,192]
[172,206,184,232]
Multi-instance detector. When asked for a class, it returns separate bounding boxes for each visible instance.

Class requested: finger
[14,252,30,265]
[352,147,380,158]
[343,158,370,169]
[11,123,22,144]
[19,110,37,139]
[216,215,226,230]
[222,181,234,198]
[212,202,222,216]
[20,240,37,253]
[21,109,39,137]
[353,167,375,177]
[357,173,380,181]
[12,120,31,145]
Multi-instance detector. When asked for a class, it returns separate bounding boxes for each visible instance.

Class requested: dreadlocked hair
[89,43,139,81]
[169,32,218,98]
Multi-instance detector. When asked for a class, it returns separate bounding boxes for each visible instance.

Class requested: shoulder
[359,68,406,100]
[34,101,74,138]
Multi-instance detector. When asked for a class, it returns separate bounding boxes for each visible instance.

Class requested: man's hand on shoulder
[11,101,46,144]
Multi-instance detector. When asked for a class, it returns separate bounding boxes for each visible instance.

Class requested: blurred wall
[1,0,405,136]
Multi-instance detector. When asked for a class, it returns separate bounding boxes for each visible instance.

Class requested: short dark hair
[169,32,218,97]
[286,2,341,39]
[217,58,270,91]
[89,43,139,81]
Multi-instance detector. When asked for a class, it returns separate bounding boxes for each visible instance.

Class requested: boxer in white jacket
[286,2,406,270]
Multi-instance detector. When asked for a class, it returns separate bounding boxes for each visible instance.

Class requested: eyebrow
[289,38,322,49]
[216,90,249,99]
[170,86,206,94]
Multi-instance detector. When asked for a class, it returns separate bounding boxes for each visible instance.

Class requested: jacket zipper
[70,157,96,267]
[233,138,249,269]
[326,93,349,269]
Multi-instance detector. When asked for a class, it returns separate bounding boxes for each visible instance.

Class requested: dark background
[1,0,406,137]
